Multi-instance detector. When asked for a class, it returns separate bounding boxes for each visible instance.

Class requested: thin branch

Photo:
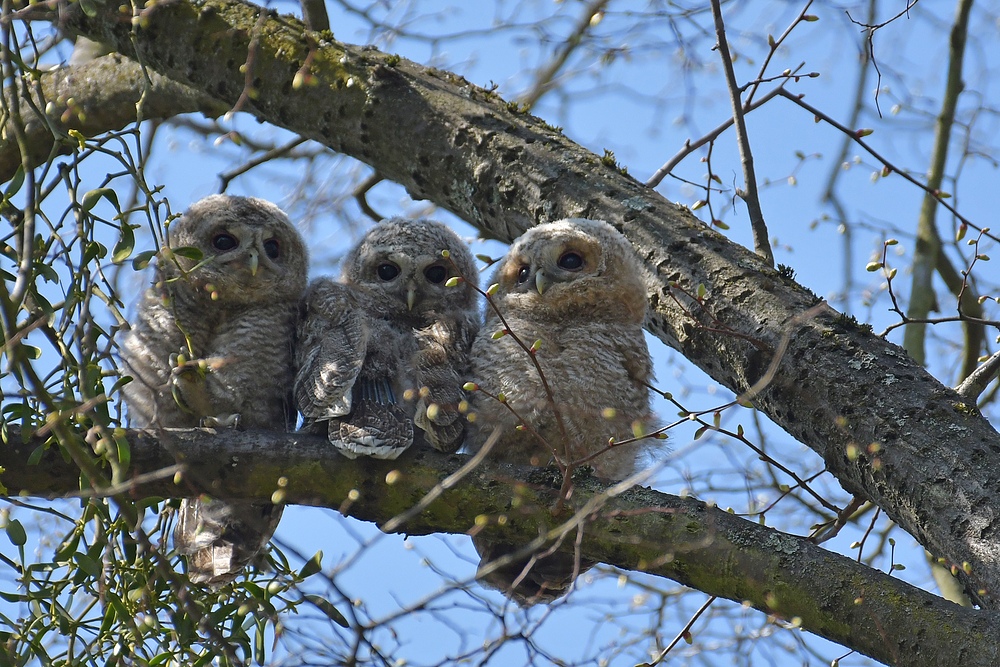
[217,136,308,191]
[955,351,1000,401]
[648,595,716,665]
[519,0,610,110]
[902,0,975,364]
[353,172,385,223]
[821,0,875,312]
[709,0,773,267]
[775,88,997,243]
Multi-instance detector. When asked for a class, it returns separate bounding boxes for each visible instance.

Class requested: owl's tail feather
[331,378,414,460]
[174,498,283,588]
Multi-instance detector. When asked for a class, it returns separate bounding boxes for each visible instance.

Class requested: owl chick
[295,217,479,459]
[120,194,307,587]
[468,218,656,603]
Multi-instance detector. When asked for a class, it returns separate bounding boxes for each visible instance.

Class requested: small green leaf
[172,246,204,261]
[865,261,882,272]
[112,224,135,263]
[73,551,101,577]
[304,594,349,627]
[35,262,59,283]
[81,187,118,213]
[114,431,131,469]
[131,249,157,271]
[298,551,323,579]
[26,445,45,466]
[79,0,98,17]
[4,166,24,201]
[6,519,26,546]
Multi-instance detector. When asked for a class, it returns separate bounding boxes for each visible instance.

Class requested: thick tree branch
[0,53,227,183]
[1,427,996,667]
[10,0,1000,607]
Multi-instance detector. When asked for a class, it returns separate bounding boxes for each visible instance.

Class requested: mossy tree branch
[1,427,996,667]
[6,0,1000,609]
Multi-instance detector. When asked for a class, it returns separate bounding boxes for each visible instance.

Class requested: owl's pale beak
[248,248,259,277]
[535,270,551,295]
[406,284,417,311]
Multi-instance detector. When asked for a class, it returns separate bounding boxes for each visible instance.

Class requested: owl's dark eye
[423,265,448,284]
[557,251,584,271]
[212,233,239,252]
[263,238,280,259]
[517,265,531,284]
[377,262,400,281]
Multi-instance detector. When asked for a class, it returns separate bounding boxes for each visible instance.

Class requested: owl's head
[342,218,479,320]
[491,218,646,323]
[164,195,308,304]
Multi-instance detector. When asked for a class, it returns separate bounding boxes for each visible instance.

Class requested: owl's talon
[201,413,240,429]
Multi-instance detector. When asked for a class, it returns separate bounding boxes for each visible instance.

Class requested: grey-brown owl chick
[467,218,656,603]
[295,217,479,459]
[120,194,307,587]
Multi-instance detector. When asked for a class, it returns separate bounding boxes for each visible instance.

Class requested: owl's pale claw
[202,413,241,429]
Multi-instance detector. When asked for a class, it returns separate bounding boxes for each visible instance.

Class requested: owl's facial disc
[507,241,599,297]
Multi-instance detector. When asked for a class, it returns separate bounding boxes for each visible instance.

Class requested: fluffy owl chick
[468,218,656,604]
[120,194,307,586]
[295,218,479,459]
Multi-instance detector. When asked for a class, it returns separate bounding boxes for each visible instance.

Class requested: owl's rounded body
[295,218,480,459]
[471,313,651,480]
[120,194,307,586]
[467,218,658,605]
[469,218,655,481]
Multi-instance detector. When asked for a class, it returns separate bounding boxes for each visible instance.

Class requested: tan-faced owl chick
[120,194,307,587]
[295,218,479,459]
[467,218,657,604]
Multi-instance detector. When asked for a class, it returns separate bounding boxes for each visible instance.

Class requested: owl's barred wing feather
[335,378,414,459]
[294,279,368,421]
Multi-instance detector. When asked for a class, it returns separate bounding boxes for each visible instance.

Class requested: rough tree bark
[1,428,996,667]
[0,0,998,659]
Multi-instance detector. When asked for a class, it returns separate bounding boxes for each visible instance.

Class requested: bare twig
[519,0,610,110]
[381,427,500,533]
[228,9,269,118]
[646,84,785,188]
[776,88,997,244]
[821,0,875,312]
[648,595,717,666]
[217,136,309,191]
[846,0,919,116]
[709,0,773,267]
[353,172,385,222]
[299,0,329,32]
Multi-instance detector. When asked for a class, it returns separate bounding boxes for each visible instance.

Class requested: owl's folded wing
[294,279,368,421]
